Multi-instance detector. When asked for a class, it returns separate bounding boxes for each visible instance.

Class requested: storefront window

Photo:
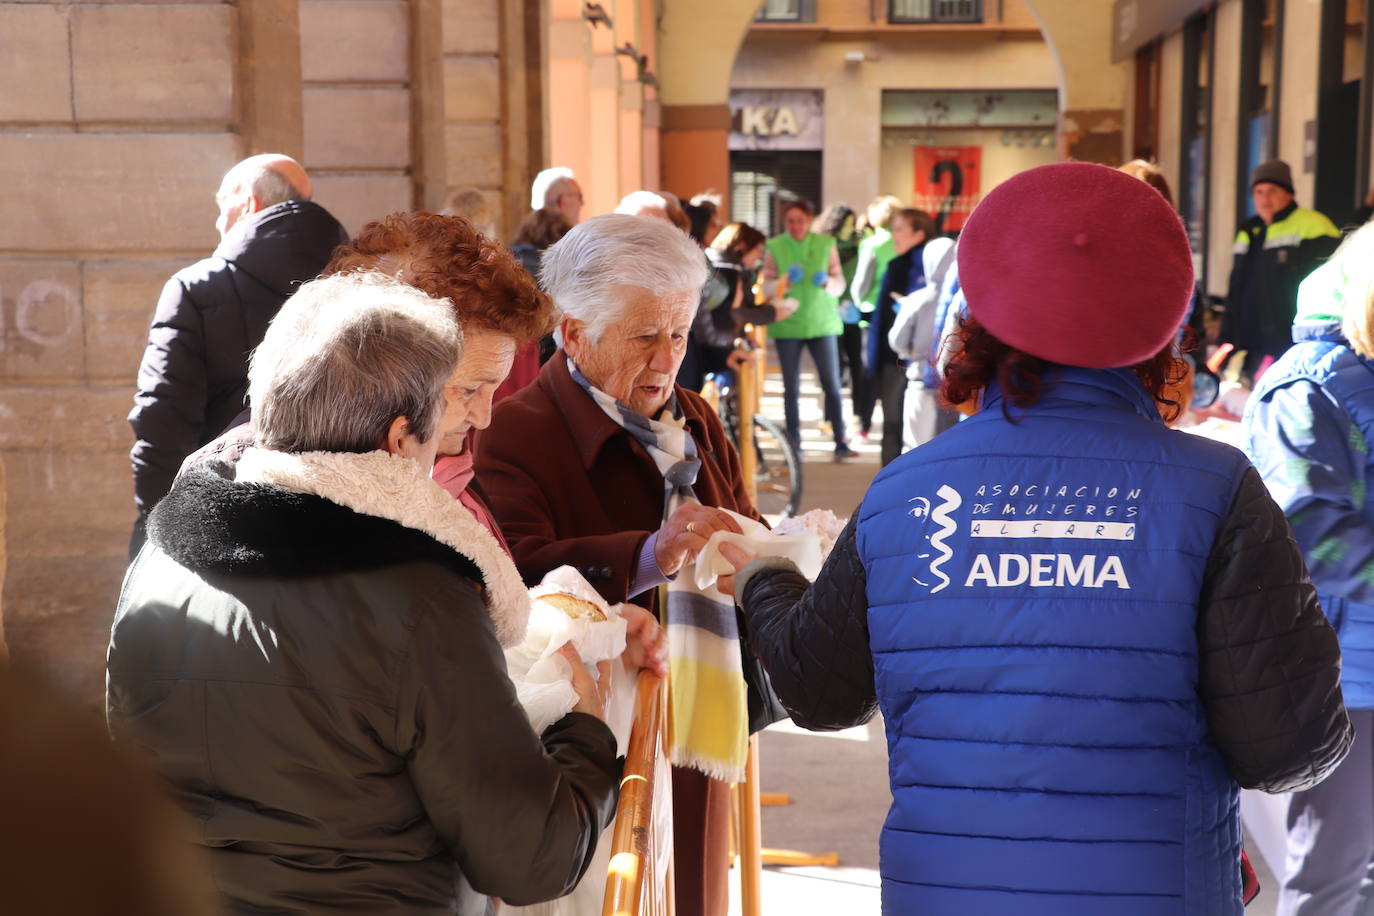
[1314,0,1366,222]
[880,90,1057,235]
[889,0,982,24]
[1133,42,1162,161]
[1238,0,1278,220]
[755,0,814,23]
[1179,10,1214,281]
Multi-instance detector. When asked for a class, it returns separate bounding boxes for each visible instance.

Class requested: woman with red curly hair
[726,162,1351,914]
[185,212,558,549]
[322,211,556,544]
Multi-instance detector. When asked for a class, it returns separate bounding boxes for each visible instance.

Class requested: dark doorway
[729,150,823,237]
[1316,79,1361,225]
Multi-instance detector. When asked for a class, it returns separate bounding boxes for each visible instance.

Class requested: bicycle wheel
[750,413,802,520]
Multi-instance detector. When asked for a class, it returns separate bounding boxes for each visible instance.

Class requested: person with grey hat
[1222,159,1340,382]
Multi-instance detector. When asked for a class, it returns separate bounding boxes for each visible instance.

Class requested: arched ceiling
[655,0,1124,113]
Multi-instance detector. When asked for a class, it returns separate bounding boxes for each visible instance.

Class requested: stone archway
[655,0,764,204]
[654,0,1126,199]
[1018,0,1128,164]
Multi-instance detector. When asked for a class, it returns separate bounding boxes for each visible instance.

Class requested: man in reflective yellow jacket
[1223,159,1340,382]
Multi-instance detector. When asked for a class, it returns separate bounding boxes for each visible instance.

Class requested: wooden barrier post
[737,736,764,916]
[736,328,759,506]
[730,328,765,916]
[603,671,668,916]
[752,325,768,416]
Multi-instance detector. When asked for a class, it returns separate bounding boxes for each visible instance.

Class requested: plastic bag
[504,566,628,735]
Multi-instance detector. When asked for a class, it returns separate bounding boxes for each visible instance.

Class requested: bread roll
[539,592,608,623]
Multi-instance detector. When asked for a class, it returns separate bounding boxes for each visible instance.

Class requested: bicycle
[700,369,802,520]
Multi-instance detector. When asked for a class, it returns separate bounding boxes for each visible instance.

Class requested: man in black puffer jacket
[127,154,347,555]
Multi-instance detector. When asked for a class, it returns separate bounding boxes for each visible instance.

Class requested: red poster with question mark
[914,146,982,234]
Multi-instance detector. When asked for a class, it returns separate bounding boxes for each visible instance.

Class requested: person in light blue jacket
[1243,222,1374,916]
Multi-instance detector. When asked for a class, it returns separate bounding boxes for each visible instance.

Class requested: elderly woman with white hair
[477,214,772,916]
[107,272,621,915]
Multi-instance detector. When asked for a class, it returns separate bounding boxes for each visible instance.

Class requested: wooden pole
[752,325,768,418]
[738,735,764,916]
[731,325,767,916]
[736,327,759,505]
[603,671,666,916]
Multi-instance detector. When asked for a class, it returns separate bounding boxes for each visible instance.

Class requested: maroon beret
[956,161,1195,369]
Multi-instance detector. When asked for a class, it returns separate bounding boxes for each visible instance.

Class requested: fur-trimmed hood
[149,448,529,647]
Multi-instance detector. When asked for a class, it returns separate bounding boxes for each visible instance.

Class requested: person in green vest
[762,198,856,460]
[814,203,868,445]
[848,195,903,438]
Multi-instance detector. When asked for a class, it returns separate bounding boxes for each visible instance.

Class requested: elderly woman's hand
[619,604,667,677]
[655,503,744,576]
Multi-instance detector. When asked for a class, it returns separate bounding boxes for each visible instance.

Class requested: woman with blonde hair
[1242,221,1374,915]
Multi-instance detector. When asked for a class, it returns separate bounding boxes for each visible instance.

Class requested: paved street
[727,362,1282,916]
[726,362,887,915]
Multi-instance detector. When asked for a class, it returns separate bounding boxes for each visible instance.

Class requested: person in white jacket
[887,237,958,451]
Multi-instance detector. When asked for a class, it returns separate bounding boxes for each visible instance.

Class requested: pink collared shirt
[432,446,511,555]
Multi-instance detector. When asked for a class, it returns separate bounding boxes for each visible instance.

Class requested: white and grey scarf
[569,360,749,782]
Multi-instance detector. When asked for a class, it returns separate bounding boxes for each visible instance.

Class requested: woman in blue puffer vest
[729,163,1352,915]
[1243,223,1374,915]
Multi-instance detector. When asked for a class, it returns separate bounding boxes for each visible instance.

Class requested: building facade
[727,0,1061,233]
[1120,0,1372,296]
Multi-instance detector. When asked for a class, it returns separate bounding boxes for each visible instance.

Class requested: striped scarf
[569,360,749,782]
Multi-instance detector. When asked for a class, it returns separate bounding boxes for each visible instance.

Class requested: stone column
[0,455,7,662]
[298,0,416,234]
[659,105,733,208]
[654,0,758,211]
[444,0,542,238]
[1024,0,1128,164]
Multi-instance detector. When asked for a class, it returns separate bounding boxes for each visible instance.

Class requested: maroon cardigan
[475,352,761,607]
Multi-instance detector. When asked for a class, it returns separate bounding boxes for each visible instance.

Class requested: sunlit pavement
[729,360,1281,916]
[728,361,886,915]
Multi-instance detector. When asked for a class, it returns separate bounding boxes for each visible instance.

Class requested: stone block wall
[0,0,546,703]
[0,0,240,702]
[444,0,539,241]
[299,0,417,233]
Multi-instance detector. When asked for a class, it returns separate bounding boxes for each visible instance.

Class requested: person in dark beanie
[726,162,1352,915]
[1222,158,1340,383]
[127,154,347,556]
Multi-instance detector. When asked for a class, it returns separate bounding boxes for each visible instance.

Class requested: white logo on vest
[910,481,1139,591]
[908,485,961,594]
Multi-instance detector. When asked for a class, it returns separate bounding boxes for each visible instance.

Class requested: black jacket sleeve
[1197,466,1353,793]
[396,590,621,905]
[735,512,877,731]
[129,275,209,514]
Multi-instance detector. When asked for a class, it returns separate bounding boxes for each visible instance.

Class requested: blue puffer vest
[1246,323,1374,708]
[857,368,1252,915]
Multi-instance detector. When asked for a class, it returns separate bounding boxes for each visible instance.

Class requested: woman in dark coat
[108,271,622,915]
[728,163,1352,915]
[695,222,794,379]
[871,207,935,466]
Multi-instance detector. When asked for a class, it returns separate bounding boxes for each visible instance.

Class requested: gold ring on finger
[687,522,697,534]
